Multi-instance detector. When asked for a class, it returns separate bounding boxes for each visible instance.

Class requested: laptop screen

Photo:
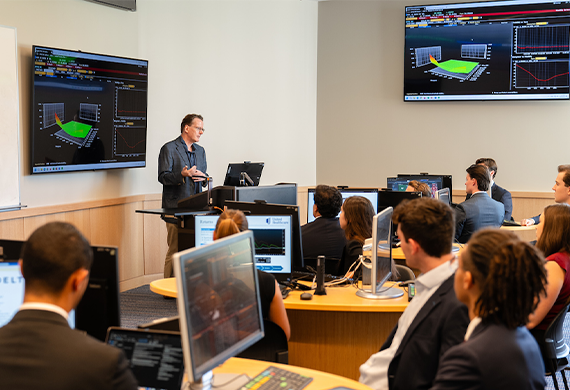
[106,327,184,390]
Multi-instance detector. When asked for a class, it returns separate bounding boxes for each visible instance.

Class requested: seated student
[0,222,138,390]
[454,164,504,244]
[359,198,469,390]
[466,158,513,221]
[430,229,546,390]
[214,209,290,340]
[406,180,432,198]
[522,164,570,226]
[338,196,375,275]
[302,185,347,261]
[527,204,570,351]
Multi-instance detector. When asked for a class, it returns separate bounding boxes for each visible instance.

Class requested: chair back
[236,320,289,364]
[545,301,570,360]
[392,264,416,282]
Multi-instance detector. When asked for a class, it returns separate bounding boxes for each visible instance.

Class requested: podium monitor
[223,162,264,187]
[173,231,264,387]
[235,184,297,206]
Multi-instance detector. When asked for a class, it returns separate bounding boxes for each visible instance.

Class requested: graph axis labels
[415,46,442,67]
[461,44,487,59]
[114,126,147,156]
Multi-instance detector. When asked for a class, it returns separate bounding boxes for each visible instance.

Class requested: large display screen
[31,46,148,173]
[404,0,570,101]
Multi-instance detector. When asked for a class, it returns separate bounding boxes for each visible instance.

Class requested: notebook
[106,327,185,390]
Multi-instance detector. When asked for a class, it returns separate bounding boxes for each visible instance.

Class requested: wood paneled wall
[0,188,554,292]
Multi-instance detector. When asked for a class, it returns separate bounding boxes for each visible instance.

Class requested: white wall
[316,1,567,192]
[0,0,317,208]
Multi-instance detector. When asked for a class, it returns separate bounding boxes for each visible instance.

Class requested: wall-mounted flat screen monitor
[193,214,293,282]
[173,231,264,386]
[404,0,570,101]
[31,45,148,174]
[307,188,379,223]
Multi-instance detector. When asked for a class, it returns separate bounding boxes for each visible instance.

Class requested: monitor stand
[187,371,250,390]
[356,286,404,300]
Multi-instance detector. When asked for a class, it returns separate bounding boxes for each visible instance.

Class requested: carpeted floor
[120,284,178,329]
[120,284,570,388]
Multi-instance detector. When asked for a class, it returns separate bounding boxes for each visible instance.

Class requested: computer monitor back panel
[173,231,264,383]
[0,239,24,261]
[307,188,379,223]
[436,188,451,205]
[235,184,297,206]
[0,261,75,328]
[194,214,293,280]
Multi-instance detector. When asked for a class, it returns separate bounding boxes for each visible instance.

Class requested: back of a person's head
[21,221,92,295]
[475,157,498,179]
[464,228,546,329]
[536,203,570,257]
[393,197,454,257]
[215,209,248,239]
[342,196,375,244]
[314,185,343,218]
[466,164,491,192]
[558,164,570,187]
[407,180,432,198]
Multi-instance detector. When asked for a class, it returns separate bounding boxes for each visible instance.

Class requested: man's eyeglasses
[193,126,205,133]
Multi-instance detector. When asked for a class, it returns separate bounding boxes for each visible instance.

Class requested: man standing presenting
[0,222,137,390]
[158,114,207,277]
[359,198,469,390]
[455,164,504,244]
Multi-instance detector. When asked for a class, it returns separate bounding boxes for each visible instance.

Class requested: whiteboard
[0,25,20,211]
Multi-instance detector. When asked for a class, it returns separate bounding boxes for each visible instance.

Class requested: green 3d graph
[55,113,92,138]
[429,54,478,74]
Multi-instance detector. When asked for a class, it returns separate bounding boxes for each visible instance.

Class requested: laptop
[105,327,185,390]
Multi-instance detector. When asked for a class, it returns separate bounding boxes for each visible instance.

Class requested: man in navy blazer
[465,158,513,221]
[302,185,347,267]
[359,198,469,390]
[0,222,138,390]
[158,113,207,277]
[455,164,504,244]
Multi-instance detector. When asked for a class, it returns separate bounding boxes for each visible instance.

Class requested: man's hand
[182,165,206,182]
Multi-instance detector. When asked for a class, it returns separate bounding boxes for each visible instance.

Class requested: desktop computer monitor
[0,260,76,328]
[194,214,293,283]
[387,174,452,198]
[307,187,379,223]
[436,188,451,205]
[0,239,24,261]
[173,231,264,386]
[223,162,264,186]
[225,200,305,272]
[356,208,403,300]
[235,184,297,206]
[75,246,120,341]
[378,190,422,213]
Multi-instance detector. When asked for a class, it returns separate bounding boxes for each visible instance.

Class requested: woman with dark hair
[339,196,376,275]
[431,228,547,390]
[213,209,290,340]
[527,203,570,343]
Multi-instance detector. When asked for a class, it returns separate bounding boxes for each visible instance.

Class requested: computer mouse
[300,292,313,300]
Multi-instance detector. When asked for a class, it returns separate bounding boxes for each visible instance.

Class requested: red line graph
[115,129,145,149]
[516,64,569,82]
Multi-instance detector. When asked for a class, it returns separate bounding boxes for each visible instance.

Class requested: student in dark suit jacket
[431,229,547,390]
[359,198,469,390]
[465,158,513,220]
[302,185,347,266]
[0,222,137,390]
[455,164,504,244]
[158,114,208,277]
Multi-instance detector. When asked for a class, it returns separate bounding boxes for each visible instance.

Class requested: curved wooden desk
[149,277,408,381]
[500,224,537,241]
[215,357,372,390]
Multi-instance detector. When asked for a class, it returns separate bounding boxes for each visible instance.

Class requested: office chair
[237,320,289,364]
[544,302,570,390]
[392,264,416,282]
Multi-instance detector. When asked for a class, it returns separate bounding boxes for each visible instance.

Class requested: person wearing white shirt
[359,198,469,390]
[0,222,137,390]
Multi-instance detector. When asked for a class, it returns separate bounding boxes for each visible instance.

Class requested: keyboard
[242,366,313,390]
